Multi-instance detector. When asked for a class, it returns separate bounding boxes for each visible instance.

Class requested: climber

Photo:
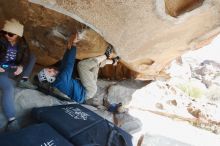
[36,32,120,105]
[0,19,37,131]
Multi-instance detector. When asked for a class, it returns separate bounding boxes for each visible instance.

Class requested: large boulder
[1,0,220,79]
[29,0,220,79]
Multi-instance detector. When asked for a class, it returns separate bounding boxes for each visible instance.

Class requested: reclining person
[37,33,120,104]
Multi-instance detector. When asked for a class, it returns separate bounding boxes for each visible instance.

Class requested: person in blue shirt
[37,33,120,104]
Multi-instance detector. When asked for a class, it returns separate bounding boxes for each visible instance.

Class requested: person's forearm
[63,46,77,66]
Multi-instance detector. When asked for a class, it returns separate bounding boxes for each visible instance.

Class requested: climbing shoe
[107,102,122,113]
[6,119,20,132]
[105,45,114,59]
[112,56,120,65]
[18,79,37,89]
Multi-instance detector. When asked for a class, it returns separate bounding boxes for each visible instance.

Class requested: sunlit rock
[29,0,220,79]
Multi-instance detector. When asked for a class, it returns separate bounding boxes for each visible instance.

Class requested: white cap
[38,69,56,83]
[2,19,24,37]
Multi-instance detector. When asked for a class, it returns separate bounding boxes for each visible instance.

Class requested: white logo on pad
[40,140,56,146]
[62,107,90,120]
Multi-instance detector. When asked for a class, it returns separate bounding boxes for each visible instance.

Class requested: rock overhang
[1,0,220,80]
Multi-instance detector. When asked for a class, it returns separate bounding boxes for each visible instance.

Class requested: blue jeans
[0,53,36,120]
[22,53,36,77]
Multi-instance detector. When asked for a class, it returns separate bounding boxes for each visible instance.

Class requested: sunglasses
[3,31,16,37]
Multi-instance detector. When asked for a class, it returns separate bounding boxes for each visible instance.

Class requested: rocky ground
[127,37,220,146]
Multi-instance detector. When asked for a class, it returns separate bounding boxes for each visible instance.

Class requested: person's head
[38,68,59,83]
[2,19,24,44]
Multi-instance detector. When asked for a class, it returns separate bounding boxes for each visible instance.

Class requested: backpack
[0,123,74,146]
[32,104,133,146]
[33,75,72,101]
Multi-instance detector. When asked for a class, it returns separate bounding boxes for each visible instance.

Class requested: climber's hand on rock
[67,33,79,49]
